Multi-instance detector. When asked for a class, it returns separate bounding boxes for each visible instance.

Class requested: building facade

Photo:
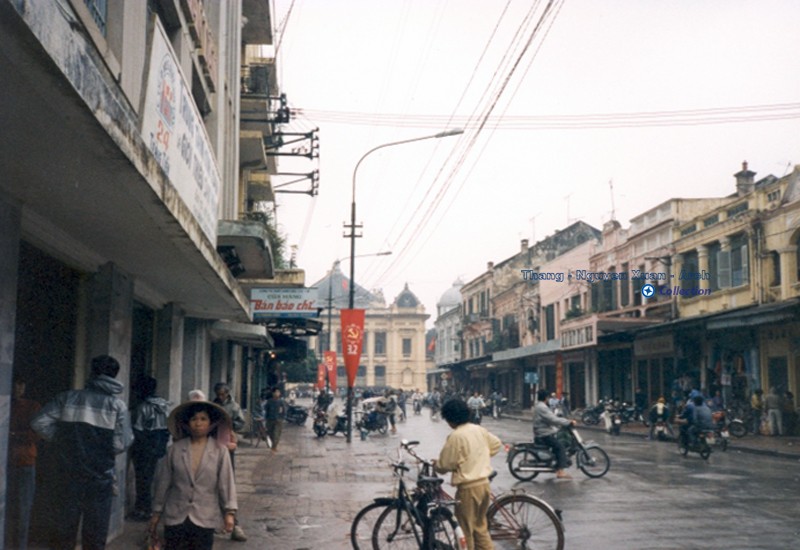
[0,2,308,544]
[311,264,430,392]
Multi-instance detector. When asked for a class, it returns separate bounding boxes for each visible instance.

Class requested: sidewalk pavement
[107,409,800,549]
[108,421,406,550]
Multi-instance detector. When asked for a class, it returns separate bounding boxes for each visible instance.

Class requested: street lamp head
[434,128,464,138]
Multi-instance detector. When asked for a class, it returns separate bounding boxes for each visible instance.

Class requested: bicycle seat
[418,476,444,487]
[488,471,498,483]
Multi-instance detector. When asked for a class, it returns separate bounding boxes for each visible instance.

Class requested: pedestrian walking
[31,355,133,550]
[783,391,796,436]
[150,399,238,550]
[213,382,248,541]
[129,376,171,521]
[264,387,287,453]
[5,377,41,550]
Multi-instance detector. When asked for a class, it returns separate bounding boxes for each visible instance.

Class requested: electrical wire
[371,0,563,289]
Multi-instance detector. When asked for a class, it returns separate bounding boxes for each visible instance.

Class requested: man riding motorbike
[678,395,713,448]
[533,389,575,479]
[466,391,486,424]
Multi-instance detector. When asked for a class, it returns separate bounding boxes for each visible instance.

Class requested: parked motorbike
[678,429,714,460]
[285,404,308,426]
[581,400,607,426]
[507,425,611,480]
[313,406,347,437]
[717,409,747,438]
[312,406,329,437]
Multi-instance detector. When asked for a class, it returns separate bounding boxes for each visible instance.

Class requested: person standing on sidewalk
[129,376,171,521]
[5,377,41,550]
[765,387,783,436]
[151,400,237,550]
[433,398,502,550]
[213,382,248,541]
[264,387,287,453]
[31,355,133,550]
[750,389,764,434]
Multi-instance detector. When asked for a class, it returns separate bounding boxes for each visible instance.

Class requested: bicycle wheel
[578,447,610,478]
[427,506,461,550]
[373,502,423,549]
[487,493,564,550]
[350,500,391,550]
[508,448,539,481]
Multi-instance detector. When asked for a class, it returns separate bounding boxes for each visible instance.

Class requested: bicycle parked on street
[351,440,565,550]
[350,441,463,549]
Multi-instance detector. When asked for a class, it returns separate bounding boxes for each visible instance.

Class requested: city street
[108,400,800,549]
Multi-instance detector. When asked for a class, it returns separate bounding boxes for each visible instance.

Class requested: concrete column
[697,245,710,291]
[182,319,209,400]
[0,197,22,544]
[779,246,797,300]
[87,262,133,540]
[155,303,184,404]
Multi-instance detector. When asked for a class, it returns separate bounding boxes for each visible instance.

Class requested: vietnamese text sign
[141,16,221,242]
[251,288,319,319]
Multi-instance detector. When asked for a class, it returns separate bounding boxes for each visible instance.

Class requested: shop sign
[141,17,220,242]
[251,288,318,318]
[634,334,674,356]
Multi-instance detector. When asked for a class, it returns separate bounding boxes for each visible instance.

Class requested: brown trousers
[454,481,493,550]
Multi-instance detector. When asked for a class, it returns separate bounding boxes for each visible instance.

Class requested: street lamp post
[344,128,463,442]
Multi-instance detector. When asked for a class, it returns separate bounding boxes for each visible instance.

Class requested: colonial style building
[435,163,800,413]
[310,263,430,391]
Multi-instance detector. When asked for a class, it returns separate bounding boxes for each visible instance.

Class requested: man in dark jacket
[129,376,171,520]
[31,355,133,550]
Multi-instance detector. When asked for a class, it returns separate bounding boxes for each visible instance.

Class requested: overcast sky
[269,0,800,326]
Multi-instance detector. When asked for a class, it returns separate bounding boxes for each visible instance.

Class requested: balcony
[217,217,274,280]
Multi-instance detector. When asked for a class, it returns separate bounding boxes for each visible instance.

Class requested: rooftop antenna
[564,193,572,224]
[529,212,541,242]
[609,179,616,220]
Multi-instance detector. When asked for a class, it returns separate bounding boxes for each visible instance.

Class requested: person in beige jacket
[434,398,502,550]
[150,400,237,550]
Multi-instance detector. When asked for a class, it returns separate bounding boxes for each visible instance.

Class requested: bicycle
[350,442,463,549]
[248,414,271,448]
[372,440,565,550]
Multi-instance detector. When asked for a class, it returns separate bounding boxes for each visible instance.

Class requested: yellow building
[672,163,800,401]
[311,263,429,391]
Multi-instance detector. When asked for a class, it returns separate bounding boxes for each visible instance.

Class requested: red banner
[340,309,365,388]
[316,362,326,390]
[324,351,338,393]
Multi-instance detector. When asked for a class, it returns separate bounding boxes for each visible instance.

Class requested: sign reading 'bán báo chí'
[250,288,319,319]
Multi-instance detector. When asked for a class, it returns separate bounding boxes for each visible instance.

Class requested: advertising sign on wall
[250,288,319,319]
[141,16,221,242]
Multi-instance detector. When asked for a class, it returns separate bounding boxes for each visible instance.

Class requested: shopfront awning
[210,321,274,347]
[492,339,562,362]
[706,299,800,330]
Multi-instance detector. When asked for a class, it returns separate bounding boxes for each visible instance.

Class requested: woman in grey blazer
[150,400,238,550]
